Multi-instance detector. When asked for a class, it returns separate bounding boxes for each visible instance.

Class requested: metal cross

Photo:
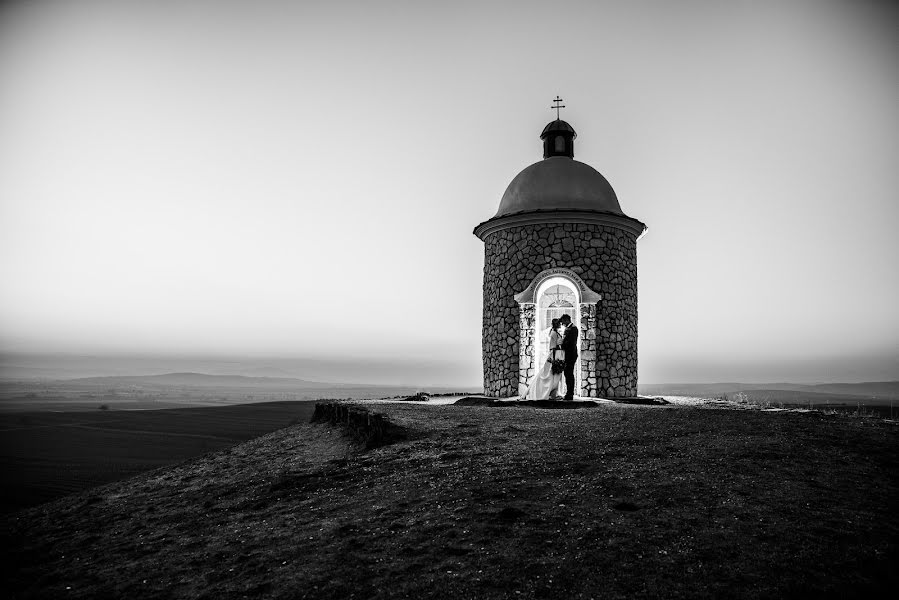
[551,96,565,120]
[553,286,564,304]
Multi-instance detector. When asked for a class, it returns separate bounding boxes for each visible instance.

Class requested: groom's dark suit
[560,324,579,400]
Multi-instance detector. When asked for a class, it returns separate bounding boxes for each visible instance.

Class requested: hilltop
[4,400,897,599]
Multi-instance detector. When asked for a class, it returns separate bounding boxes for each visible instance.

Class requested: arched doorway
[515,267,601,398]
[533,276,580,396]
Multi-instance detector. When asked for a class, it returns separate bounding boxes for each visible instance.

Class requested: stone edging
[310,402,406,447]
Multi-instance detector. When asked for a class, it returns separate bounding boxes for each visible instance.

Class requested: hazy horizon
[1,1,897,386]
[1,350,896,388]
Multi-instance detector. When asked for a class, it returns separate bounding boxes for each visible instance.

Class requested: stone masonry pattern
[517,304,537,391]
[482,222,638,398]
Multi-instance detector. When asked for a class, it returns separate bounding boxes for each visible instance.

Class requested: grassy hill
[3,401,897,599]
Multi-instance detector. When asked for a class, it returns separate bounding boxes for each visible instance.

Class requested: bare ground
[3,402,897,599]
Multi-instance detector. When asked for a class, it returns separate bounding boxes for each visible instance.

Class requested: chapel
[473,106,646,398]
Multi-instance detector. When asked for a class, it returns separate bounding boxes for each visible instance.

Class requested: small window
[554,135,565,153]
[539,284,576,326]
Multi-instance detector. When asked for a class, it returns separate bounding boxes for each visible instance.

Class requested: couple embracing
[523,313,578,401]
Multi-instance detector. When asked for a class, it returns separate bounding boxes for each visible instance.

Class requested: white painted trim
[514,267,602,305]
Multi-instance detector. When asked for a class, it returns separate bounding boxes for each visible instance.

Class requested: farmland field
[638,382,899,418]
[0,401,317,513]
[728,390,897,417]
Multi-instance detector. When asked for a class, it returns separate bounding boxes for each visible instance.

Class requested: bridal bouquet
[551,358,565,374]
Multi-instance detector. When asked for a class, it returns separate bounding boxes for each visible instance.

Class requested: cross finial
[551,95,565,120]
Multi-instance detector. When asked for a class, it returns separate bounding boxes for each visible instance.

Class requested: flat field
[0,401,316,513]
[730,389,898,416]
[4,402,897,599]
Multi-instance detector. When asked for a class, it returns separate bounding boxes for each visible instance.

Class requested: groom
[559,314,578,401]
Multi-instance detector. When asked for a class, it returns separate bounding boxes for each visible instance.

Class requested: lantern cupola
[540,119,576,159]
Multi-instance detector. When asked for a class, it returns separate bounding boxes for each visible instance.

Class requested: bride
[522,318,566,400]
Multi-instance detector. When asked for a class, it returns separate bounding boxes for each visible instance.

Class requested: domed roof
[494,156,623,218]
[540,119,576,138]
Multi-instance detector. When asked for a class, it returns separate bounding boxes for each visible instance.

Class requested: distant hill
[638,381,899,400]
[730,389,895,407]
[0,373,479,412]
[68,372,344,389]
[63,376,899,398]
[805,381,899,398]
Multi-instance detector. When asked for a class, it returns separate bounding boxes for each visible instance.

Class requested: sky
[0,0,897,385]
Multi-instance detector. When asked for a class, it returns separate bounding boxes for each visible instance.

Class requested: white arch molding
[514,267,601,305]
[515,268,602,398]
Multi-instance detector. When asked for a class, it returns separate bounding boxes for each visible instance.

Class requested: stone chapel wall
[481,222,638,398]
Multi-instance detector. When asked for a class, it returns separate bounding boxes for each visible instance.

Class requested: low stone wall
[310,402,404,447]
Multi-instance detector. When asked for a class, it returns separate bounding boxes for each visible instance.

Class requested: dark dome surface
[495,156,622,218]
[540,119,576,138]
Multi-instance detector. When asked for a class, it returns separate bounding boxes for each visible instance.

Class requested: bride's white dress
[523,328,566,400]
